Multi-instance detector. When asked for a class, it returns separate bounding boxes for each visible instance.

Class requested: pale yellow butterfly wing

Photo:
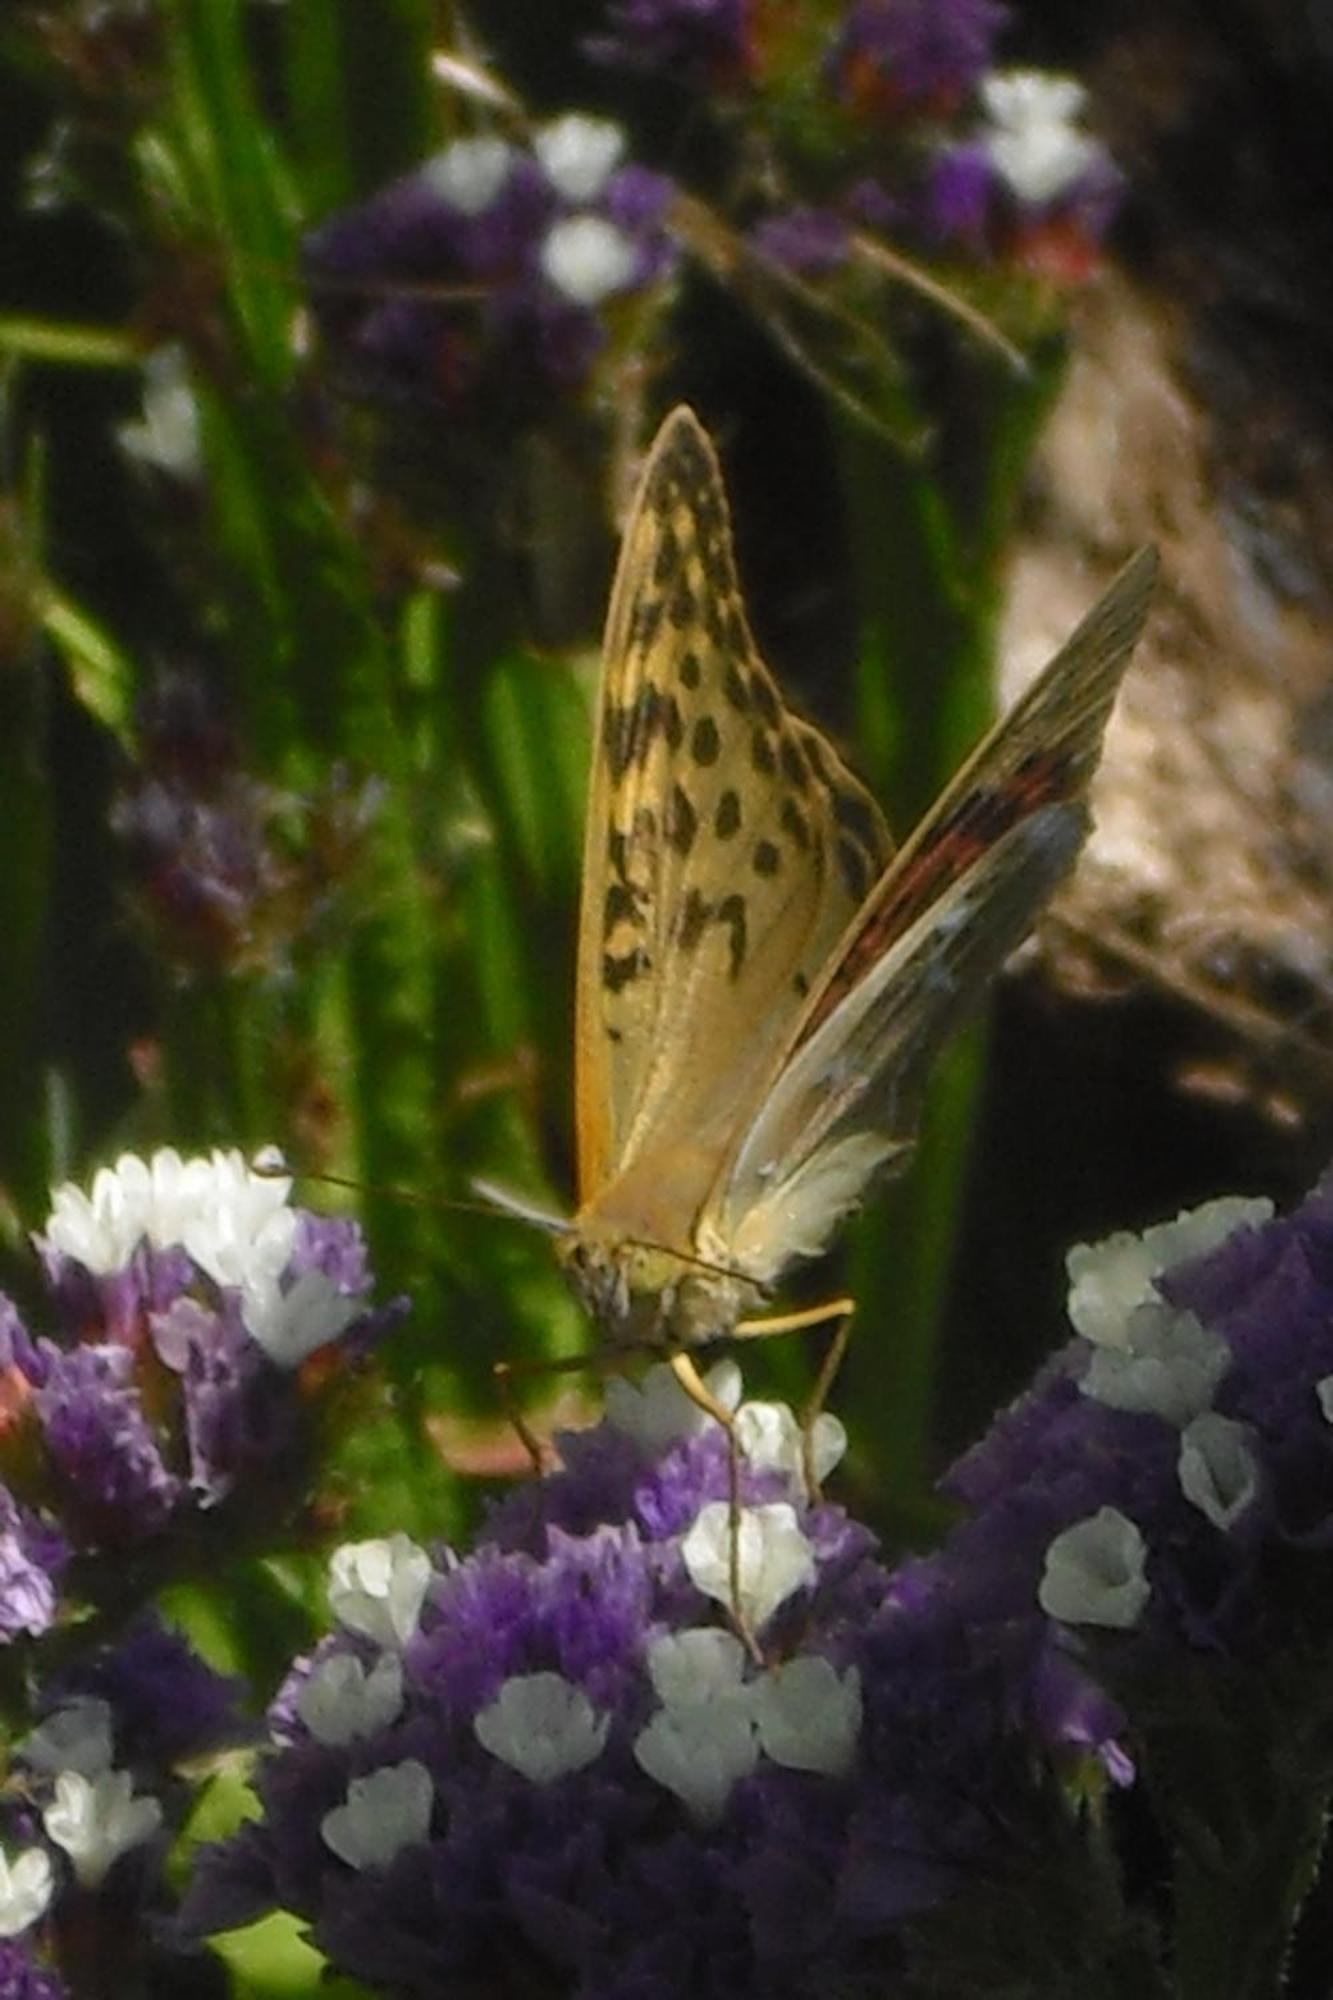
[575,408,893,1221]
[701,547,1159,1281]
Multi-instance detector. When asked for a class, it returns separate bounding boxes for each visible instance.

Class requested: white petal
[681,1502,816,1631]
[1318,1376,1333,1424]
[981,68,1095,206]
[634,1698,757,1821]
[1065,1230,1159,1347]
[242,1268,360,1367]
[1080,1303,1229,1425]
[540,216,638,306]
[296,1651,404,1747]
[320,1759,433,1871]
[117,344,201,478]
[21,1698,114,1778]
[1066,1196,1271,1349]
[328,1534,432,1649]
[535,114,626,202]
[0,1848,53,1938]
[473,1672,609,1784]
[753,1656,861,1776]
[645,1628,748,1709]
[605,1359,741,1452]
[1039,1507,1150,1630]
[1178,1413,1259,1530]
[43,1769,163,1888]
[422,137,514,214]
[734,1401,846,1496]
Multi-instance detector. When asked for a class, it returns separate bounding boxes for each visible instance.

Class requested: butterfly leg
[668,1351,763,1664]
[493,1350,608,1477]
[733,1296,856,1500]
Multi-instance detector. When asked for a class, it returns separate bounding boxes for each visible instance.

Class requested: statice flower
[181,1355,1126,1996]
[945,1180,1333,1667]
[925,67,1123,277]
[113,672,381,979]
[829,0,1006,120]
[0,1147,400,1562]
[0,1483,69,1646]
[304,115,676,430]
[585,0,753,84]
[0,1613,247,1997]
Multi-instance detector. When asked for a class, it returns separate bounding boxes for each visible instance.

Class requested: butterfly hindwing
[575,408,892,1221]
[703,547,1159,1280]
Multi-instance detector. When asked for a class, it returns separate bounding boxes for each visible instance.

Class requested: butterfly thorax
[557,1217,764,1352]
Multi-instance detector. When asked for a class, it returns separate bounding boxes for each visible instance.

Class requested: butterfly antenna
[252,1150,573,1235]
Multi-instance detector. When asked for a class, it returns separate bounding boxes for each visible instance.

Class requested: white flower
[752,1657,862,1776]
[645,1629,749,1708]
[241,1268,360,1367]
[1080,1301,1229,1426]
[328,1534,432,1650]
[1066,1197,1271,1347]
[473,1672,610,1783]
[535,115,626,202]
[43,1769,163,1888]
[20,1698,114,1778]
[422,137,514,215]
[681,1502,816,1631]
[1178,1413,1259,1531]
[296,1651,404,1747]
[1318,1377,1333,1424]
[117,344,201,478]
[0,1847,53,1938]
[320,1760,433,1871]
[734,1400,846,1497]
[42,1145,298,1295]
[1039,1507,1150,1630]
[635,1629,757,1819]
[981,68,1098,206]
[605,1360,741,1452]
[540,216,638,306]
[634,1693,758,1822]
[179,1149,297,1293]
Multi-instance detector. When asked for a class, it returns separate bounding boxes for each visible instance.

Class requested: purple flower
[585,0,752,83]
[3,1150,397,1567]
[918,71,1123,276]
[304,121,677,429]
[0,1485,69,1642]
[922,139,995,246]
[0,1944,66,2000]
[34,1343,183,1542]
[44,1613,249,1769]
[180,1360,1107,1996]
[750,207,850,276]
[830,0,1006,119]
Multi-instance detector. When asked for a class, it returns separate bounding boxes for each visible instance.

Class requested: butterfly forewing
[575,408,892,1221]
[702,547,1159,1278]
[791,546,1160,1048]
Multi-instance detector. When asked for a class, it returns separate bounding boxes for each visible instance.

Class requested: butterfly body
[563,407,1157,1357]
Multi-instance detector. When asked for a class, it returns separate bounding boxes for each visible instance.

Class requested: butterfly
[541,408,1156,1390]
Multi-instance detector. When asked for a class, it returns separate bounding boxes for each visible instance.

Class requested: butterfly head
[557,1223,764,1353]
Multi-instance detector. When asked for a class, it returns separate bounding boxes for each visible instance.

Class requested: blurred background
[2,0,1331,1563]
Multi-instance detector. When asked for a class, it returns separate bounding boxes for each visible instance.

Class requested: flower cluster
[0,1146,399,1611]
[178,1165,1333,1996]
[948,1180,1333,1670]
[304,115,675,431]
[582,0,1121,283]
[0,1613,246,1998]
[183,1354,1126,1997]
[113,671,381,979]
